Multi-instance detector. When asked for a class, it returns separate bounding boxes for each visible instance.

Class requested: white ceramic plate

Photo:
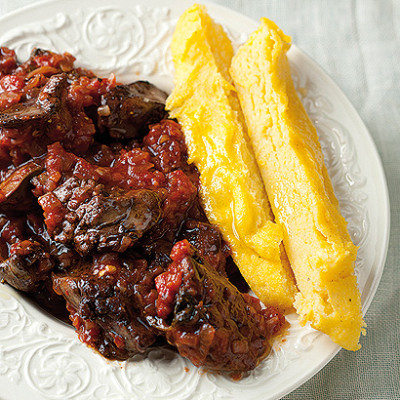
[0,1,390,399]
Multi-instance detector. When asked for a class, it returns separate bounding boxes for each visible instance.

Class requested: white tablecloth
[0,1,398,399]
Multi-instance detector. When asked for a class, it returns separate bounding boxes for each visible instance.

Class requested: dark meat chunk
[52,252,162,360]
[37,73,72,135]
[38,176,163,255]
[31,136,198,251]
[71,189,162,254]
[0,159,43,211]
[141,239,173,271]
[27,282,70,323]
[153,240,285,372]
[0,73,74,164]
[0,98,44,126]
[127,81,168,103]
[182,220,230,276]
[0,240,53,292]
[0,211,67,292]
[98,81,168,140]
[0,73,71,129]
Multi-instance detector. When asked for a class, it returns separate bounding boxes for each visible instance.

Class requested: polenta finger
[230,18,364,350]
[166,5,297,311]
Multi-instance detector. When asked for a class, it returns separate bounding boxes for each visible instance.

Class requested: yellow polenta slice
[230,18,364,350]
[166,5,297,311]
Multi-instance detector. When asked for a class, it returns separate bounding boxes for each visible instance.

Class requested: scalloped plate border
[0,1,390,400]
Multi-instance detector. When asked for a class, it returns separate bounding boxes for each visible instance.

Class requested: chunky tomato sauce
[0,47,285,372]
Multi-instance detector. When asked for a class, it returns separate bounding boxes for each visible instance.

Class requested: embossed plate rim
[0,0,390,399]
